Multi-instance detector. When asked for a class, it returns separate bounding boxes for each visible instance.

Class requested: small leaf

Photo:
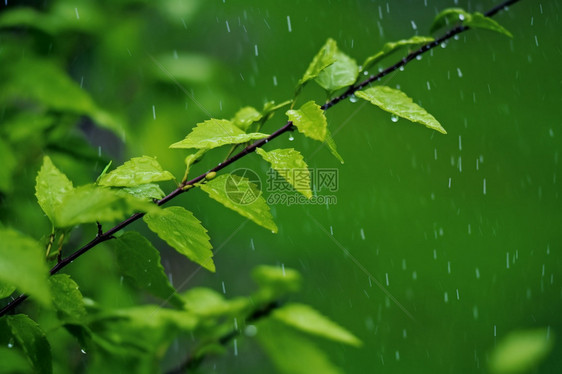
[170,119,269,150]
[98,156,174,187]
[361,36,434,72]
[122,184,165,200]
[96,305,198,332]
[35,156,74,224]
[143,207,215,272]
[262,100,292,117]
[181,287,248,317]
[355,86,446,134]
[199,174,278,233]
[273,303,362,347]
[325,130,344,164]
[298,38,338,88]
[257,320,343,374]
[256,148,312,198]
[232,106,262,131]
[0,228,51,307]
[0,281,16,299]
[108,232,184,307]
[252,265,301,298]
[431,8,512,37]
[489,328,554,374]
[6,315,52,374]
[286,101,328,142]
[49,274,87,322]
[315,50,358,93]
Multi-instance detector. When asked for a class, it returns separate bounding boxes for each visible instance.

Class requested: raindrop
[534,35,539,47]
[288,134,294,141]
[412,271,417,280]
[245,325,257,337]
[360,228,365,240]
[349,94,358,103]
[329,226,334,235]
[494,325,497,337]
[433,249,437,260]
[440,42,447,48]
[475,267,480,279]
[254,44,259,56]
[458,135,462,151]
[152,105,156,120]
[80,76,84,88]
[459,14,465,21]
[233,339,238,356]
[7,339,14,348]
[448,177,452,188]
[395,350,400,360]
[80,348,87,354]
[473,305,479,319]
[385,273,389,286]
[390,115,399,123]
[447,261,451,274]
[434,148,438,160]
[273,75,278,86]
[221,281,226,294]
[282,263,286,276]
[410,20,417,30]
[286,16,292,32]
[75,7,80,20]
[225,20,230,32]
[483,178,487,195]
[506,252,510,269]
[426,81,431,90]
[250,238,255,250]
[403,329,407,338]
[399,66,405,71]
[444,292,449,303]
[416,55,422,61]
[456,289,460,300]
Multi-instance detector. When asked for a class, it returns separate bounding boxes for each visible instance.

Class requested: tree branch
[0,0,522,318]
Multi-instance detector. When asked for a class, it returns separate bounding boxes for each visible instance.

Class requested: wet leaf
[0,228,51,307]
[143,207,215,272]
[181,288,248,317]
[0,281,16,299]
[108,232,183,307]
[35,156,74,224]
[252,265,301,299]
[98,156,174,187]
[286,101,328,142]
[49,274,87,322]
[199,174,278,233]
[356,86,446,134]
[0,346,32,373]
[315,50,358,92]
[431,8,512,37]
[273,303,362,346]
[361,36,434,72]
[232,106,262,131]
[256,148,312,198]
[298,38,338,89]
[122,184,166,200]
[169,119,268,149]
[324,129,344,164]
[6,314,52,374]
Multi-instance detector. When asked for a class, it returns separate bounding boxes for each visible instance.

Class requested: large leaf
[430,8,512,37]
[256,148,312,198]
[315,50,358,93]
[199,174,278,233]
[0,346,32,373]
[257,320,343,374]
[298,38,338,88]
[232,106,262,131]
[0,228,51,307]
[98,156,174,187]
[286,101,328,142]
[169,119,269,150]
[54,185,158,227]
[273,303,362,347]
[5,315,52,374]
[143,207,215,272]
[489,329,554,374]
[35,156,74,224]
[355,86,446,134]
[122,184,166,201]
[361,36,435,72]
[108,232,183,307]
[49,274,87,322]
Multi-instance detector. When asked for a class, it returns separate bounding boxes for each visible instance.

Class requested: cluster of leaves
[0,3,517,374]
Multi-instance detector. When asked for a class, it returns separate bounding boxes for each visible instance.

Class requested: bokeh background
[1,0,560,373]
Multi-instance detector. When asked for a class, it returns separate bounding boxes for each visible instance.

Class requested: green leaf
[252,265,301,299]
[143,207,215,272]
[286,101,328,142]
[0,346,32,373]
[151,52,219,85]
[273,303,362,347]
[0,281,16,299]
[232,106,262,131]
[0,228,51,307]
[325,130,344,164]
[489,328,554,374]
[0,138,17,194]
[35,156,74,224]
[96,305,198,332]
[315,50,358,93]
[49,274,87,322]
[430,8,512,37]
[257,320,343,374]
[256,148,312,198]
[97,156,174,187]
[5,315,52,374]
[262,100,292,117]
[355,86,446,134]
[199,174,278,233]
[122,184,166,200]
[54,185,158,227]
[169,119,269,150]
[298,38,338,88]
[108,232,183,307]
[181,287,248,318]
[361,36,435,73]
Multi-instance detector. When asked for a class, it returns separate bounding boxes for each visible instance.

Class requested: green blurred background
[1,0,560,372]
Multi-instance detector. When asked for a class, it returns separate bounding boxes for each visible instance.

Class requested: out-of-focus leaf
[0,228,51,307]
[324,129,344,164]
[256,148,312,198]
[355,86,446,134]
[0,346,32,373]
[49,274,87,322]
[0,281,16,299]
[257,320,343,374]
[466,12,513,37]
[199,174,278,233]
[252,265,301,300]
[315,50,358,92]
[181,287,248,317]
[0,138,17,193]
[298,38,338,88]
[430,8,512,37]
[361,36,434,72]
[489,328,554,374]
[143,207,215,272]
[98,156,174,187]
[286,101,327,142]
[151,53,218,85]
[108,232,183,307]
[232,106,262,131]
[96,305,198,331]
[6,314,52,374]
[122,184,166,200]
[35,156,74,224]
[273,303,362,346]
[169,119,268,149]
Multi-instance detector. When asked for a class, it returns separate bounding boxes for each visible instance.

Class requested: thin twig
[0,0,522,318]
